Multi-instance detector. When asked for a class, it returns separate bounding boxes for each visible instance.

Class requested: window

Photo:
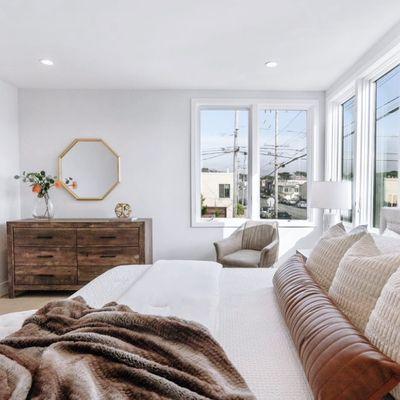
[219,184,230,198]
[192,99,319,227]
[200,109,249,219]
[259,110,307,220]
[373,64,400,227]
[341,96,356,223]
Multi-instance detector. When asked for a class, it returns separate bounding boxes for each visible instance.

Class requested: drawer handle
[37,255,54,259]
[38,274,55,278]
[100,255,117,258]
[99,236,117,239]
[37,235,53,239]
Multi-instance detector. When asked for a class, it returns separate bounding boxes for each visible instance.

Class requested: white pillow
[305,223,367,292]
[365,267,400,400]
[329,233,400,332]
[382,228,400,239]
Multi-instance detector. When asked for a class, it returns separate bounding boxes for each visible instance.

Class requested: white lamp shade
[309,181,352,210]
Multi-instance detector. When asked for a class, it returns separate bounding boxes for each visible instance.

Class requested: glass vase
[33,194,54,219]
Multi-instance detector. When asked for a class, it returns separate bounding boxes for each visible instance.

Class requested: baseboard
[0,280,8,297]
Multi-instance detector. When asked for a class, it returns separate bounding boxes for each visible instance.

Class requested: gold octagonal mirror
[59,139,120,200]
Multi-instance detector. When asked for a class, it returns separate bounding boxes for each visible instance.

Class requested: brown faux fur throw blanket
[0,297,254,400]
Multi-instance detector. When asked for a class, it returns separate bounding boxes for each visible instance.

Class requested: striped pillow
[306,223,367,292]
[365,268,400,400]
[329,233,400,332]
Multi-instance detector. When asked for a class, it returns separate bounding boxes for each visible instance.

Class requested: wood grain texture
[15,266,77,285]
[14,247,76,266]
[14,228,76,247]
[78,246,140,266]
[7,219,152,297]
[77,228,139,247]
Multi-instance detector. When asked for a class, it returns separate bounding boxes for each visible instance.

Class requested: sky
[200,108,307,177]
[375,63,400,174]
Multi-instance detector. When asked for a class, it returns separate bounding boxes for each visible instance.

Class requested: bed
[0,261,313,400]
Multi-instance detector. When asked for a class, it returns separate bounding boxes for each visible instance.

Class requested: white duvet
[0,260,312,400]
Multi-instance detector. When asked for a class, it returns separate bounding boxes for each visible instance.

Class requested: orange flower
[32,184,41,194]
[54,180,62,188]
[72,181,78,189]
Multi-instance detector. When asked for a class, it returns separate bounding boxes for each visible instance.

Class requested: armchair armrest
[259,239,279,268]
[214,230,243,263]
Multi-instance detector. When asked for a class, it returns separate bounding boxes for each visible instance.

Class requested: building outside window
[374,64,400,227]
[259,110,308,220]
[200,109,249,219]
[341,96,356,223]
[192,99,318,226]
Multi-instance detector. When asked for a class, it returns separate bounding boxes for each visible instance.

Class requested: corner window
[341,96,356,223]
[373,64,400,227]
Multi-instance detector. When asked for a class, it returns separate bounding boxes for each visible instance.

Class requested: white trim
[191,98,320,228]
[0,280,7,297]
[326,32,400,229]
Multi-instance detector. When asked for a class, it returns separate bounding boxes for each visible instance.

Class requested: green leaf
[40,171,45,176]
[14,175,20,179]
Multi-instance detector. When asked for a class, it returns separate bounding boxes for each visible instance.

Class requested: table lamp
[309,181,352,232]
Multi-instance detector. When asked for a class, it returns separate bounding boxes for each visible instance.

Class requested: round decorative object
[115,202,132,218]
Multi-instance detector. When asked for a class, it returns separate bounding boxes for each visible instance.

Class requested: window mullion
[249,104,260,220]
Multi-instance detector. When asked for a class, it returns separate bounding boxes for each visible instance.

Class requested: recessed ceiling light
[39,59,54,66]
[265,61,278,68]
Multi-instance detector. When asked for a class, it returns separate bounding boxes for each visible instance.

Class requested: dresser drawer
[14,247,77,266]
[78,246,140,266]
[77,228,139,247]
[13,228,76,247]
[15,266,77,285]
[78,265,117,284]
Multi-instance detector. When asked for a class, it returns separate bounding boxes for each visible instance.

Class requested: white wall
[0,80,20,296]
[18,89,324,262]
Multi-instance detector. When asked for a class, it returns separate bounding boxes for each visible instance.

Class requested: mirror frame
[58,138,121,201]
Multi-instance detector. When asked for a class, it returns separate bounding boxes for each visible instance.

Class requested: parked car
[297,200,307,209]
[260,207,269,219]
[278,211,292,220]
[288,198,298,206]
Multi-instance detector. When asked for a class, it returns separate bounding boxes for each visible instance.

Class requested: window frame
[218,183,231,199]
[326,47,400,230]
[191,98,321,228]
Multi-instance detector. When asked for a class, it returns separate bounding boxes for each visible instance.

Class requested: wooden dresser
[7,218,152,298]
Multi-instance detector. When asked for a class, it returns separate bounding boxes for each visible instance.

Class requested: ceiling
[1,0,400,90]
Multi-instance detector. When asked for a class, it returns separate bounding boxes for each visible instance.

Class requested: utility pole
[232,111,239,218]
[274,111,279,218]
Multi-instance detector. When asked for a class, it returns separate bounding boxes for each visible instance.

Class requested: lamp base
[323,212,339,233]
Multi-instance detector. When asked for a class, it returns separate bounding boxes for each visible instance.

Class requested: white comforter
[0,260,312,400]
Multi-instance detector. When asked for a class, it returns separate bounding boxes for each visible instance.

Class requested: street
[260,199,307,220]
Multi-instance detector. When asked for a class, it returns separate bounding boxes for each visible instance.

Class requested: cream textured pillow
[305,223,367,292]
[329,233,400,332]
[365,268,400,400]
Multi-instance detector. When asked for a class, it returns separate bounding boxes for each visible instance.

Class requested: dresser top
[7,218,151,228]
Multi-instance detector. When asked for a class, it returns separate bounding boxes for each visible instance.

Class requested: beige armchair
[214,221,279,268]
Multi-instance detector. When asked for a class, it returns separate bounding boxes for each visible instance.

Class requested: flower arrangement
[14,171,77,218]
[14,171,77,197]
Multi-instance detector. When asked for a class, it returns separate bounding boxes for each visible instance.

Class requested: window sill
[192,218,317,228]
